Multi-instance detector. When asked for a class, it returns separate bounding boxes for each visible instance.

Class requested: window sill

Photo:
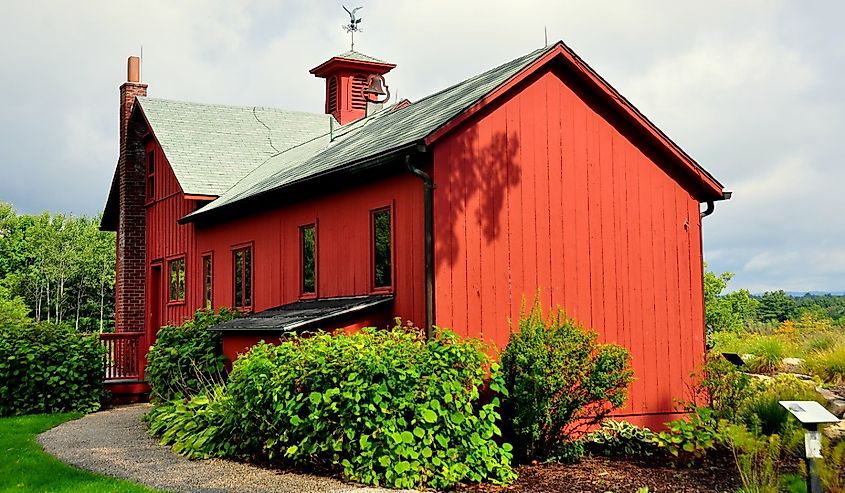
[166,299,186,307]
[371,286,394,295]
[299,292,317,301]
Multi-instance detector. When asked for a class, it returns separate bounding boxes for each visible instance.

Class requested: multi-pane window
[146,151,155,200]
[233,247,252,308]
[372,208,392,289]
[301,224,316,295]
[168,256,185,302]
[202,254,213,309]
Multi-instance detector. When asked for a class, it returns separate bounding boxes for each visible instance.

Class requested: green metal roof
[137,98,333,196]
[185,44,550,218]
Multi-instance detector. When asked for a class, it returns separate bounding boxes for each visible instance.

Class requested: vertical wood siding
[432,67,707,425]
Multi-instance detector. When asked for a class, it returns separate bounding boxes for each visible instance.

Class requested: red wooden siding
[432,66,706,427]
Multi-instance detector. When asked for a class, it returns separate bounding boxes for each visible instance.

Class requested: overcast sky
[0,0,842,293]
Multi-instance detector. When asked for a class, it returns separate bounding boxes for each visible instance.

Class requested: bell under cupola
[310,51,396,125]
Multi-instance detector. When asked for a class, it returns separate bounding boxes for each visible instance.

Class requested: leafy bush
[747,336,786,374]
[222,325,515,490]
[737,375,820,436]
[0,322,103,415]
[694,351,762,422]
[0,283,29,326]
[145,308,239,402]
[721,422,790,493]
[803,344,845,384]
[144,385,240,459]
[501,303,633,462]
[586,420,657,457]
[652,407,722,464]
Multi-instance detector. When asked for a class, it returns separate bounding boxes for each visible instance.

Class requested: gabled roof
[137,98,333,196]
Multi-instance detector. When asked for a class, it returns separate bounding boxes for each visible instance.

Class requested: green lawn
[0,413,162,493]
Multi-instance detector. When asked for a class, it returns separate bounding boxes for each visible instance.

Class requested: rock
[783,357,804,373]
[827,399,845,418]
[823,420,845,441]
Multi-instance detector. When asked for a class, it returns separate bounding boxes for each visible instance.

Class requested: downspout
[699,201,715,219]
[405,153,435,340]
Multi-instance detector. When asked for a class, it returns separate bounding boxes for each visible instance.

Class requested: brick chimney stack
[115,56,148,333]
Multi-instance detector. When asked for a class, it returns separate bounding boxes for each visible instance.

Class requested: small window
[202,254,213,309]
[372,208,392,289]
[301,224,316,295]
[146,151,156,200]
[168,256,185,302]
[233,247,252,308]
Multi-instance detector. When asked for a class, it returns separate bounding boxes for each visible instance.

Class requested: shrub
[803,344,845,384]
[694,351,762,422]
[737,375,820,436]
[721,422,787,493]
[145,308,239,402]
[817,438,845,493]
[145,385,240,459]
[501,302,634,462]
[586,420,657,457]
[747,336,786,374]
[0,322,103,416]
[652,407,722,464]
[0,284,29,326]
[223,325,515,490]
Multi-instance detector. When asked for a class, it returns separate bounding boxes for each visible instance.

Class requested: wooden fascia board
[424,43,726,201]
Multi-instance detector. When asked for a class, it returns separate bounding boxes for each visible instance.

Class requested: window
[146,151,155,200]
[300,224,316,295]
[168,256,185,302]
[233,247,252,308]
[202,254,213,309]
[371,208,392,289]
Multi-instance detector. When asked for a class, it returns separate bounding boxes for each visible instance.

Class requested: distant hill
[785,291,845,297]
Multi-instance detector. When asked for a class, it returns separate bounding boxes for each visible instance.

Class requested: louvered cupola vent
[310,51,396,125]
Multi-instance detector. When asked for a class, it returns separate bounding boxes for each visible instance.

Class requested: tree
[757,290,798,323]
[0,283,29,326]
[703,267,757,334]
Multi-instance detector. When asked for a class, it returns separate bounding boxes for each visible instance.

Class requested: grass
[803,344,845,384]
[0,413,161,493]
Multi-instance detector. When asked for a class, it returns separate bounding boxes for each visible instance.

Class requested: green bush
[0,322,103,416]
[804,344,845,384]
[738,375,820,436]
[747,336,786,374]
[144,385,240,459]
[586,420,657,457]
[223,325,515,490]
[695,351,763,422]
[145,308,239,402]
[501,302,634,462]
[652,407,722,464]
[721,422,788,493]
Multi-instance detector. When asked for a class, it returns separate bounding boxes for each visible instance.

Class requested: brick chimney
[115,56,148,333]
[310,51,395,125]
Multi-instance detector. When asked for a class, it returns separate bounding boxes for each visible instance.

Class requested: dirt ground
[457,456,741,493]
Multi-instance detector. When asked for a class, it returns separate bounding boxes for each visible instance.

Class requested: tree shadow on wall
[435,126,521,269]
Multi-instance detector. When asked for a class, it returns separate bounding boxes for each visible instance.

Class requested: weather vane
[342,6,363,51]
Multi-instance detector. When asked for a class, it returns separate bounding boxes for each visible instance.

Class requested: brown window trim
[166,254,186,306]
[231,242,254,312]
[299,221,318,300]
[370,204,395,293]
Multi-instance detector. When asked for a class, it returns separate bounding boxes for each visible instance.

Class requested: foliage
[803,344,845,384]
[586,420,657,457]
[500,302,634,462]
[803,331,842,354]
[552,440,585,464]
[0,202,116,332]
[721,422,788,493]
[756,290,798,323]
[0,322,103,416]
[220,325,516,489]
[0,282,30,326]
[691,352,762,421]
[145,308,239,402]
[737,375,820,436]
[144,386,239,459]
[0,413,161,492]
[817,438,845,493]
[704,268,757,335]
[651,407,722,464]
[746,336,786,374]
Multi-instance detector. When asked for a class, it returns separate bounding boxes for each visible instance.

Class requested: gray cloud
[0,0,841,291]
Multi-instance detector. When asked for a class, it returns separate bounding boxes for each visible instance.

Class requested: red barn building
[102,41,729,426]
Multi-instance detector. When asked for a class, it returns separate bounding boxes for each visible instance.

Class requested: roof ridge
[138,96,328,118]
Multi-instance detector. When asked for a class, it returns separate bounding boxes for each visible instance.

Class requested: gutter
[404,149,435,340]
[700,191,732,219]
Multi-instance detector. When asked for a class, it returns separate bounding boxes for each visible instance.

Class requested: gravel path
[37,404,410,493]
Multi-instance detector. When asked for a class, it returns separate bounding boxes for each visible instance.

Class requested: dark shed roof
[209,295,393,333]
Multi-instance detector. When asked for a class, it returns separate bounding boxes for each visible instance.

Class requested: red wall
[431,66,706,428]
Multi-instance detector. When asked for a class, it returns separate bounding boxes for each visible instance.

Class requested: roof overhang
[423,41,727,202]
[309,57,396,77]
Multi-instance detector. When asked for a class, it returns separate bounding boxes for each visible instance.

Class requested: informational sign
[805,431,822,459]
[779,400,840,425]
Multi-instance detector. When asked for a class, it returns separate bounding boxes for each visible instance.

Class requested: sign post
[779,400,840,493]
